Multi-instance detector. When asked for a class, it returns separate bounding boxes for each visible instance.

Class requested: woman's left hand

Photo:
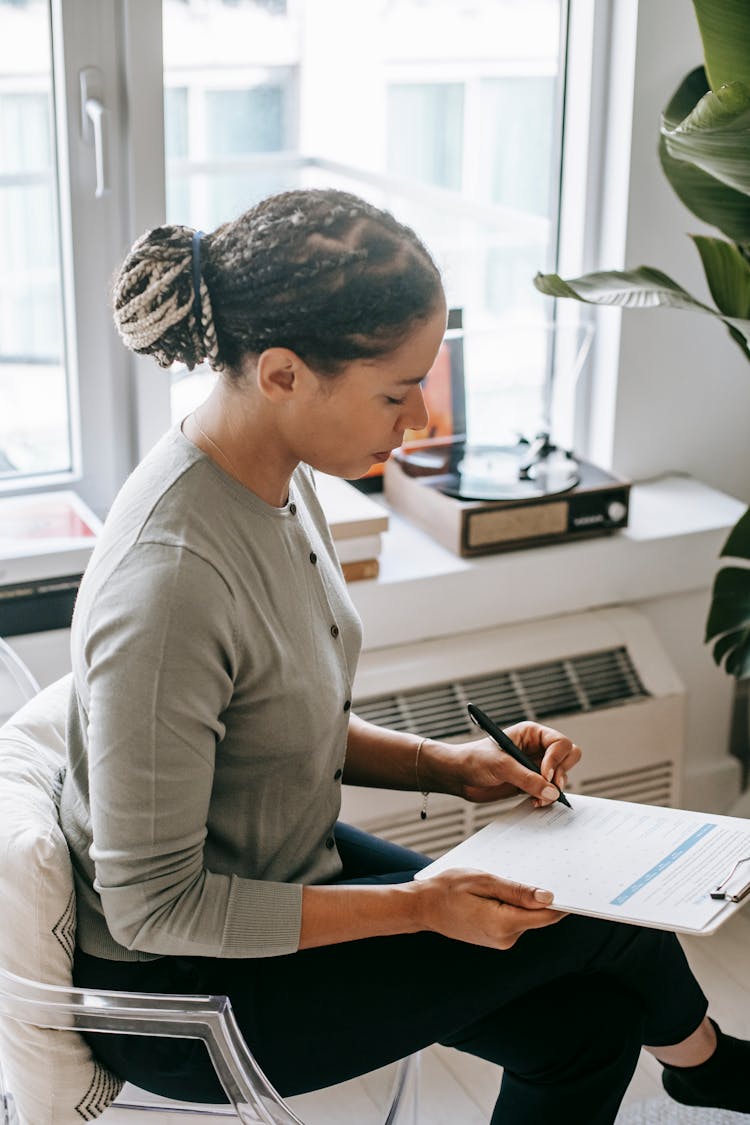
[453,722,582,808]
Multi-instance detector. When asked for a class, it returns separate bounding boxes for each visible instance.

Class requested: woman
[61,188,749,1124]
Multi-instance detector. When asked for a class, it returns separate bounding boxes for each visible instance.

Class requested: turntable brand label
[467,501,568,548]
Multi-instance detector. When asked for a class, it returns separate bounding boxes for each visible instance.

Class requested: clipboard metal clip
[710,856,750,902]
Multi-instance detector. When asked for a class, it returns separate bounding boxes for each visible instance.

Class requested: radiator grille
[358,762,676,859]
[355,646,649,739]
[577,761,674,806]
[360,798,520,858]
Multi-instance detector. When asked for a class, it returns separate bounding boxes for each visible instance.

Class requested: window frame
[0,1,131,515]
[2,0,616,518]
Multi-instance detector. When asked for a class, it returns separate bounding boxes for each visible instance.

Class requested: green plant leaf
[662,80,750,197]
[659,68,750,244]
[713,630,739,667]
[706,524,750,673]
[662,66,711,130]
[720,504,750,559]
[691,235,750,318]
[534,266,712,309]
[705,566,750,680]
[727,634,750,678]
[533,267,750,360]
[659,137,750,244]
[693,0,750,90]
[706,566,750,639]
[712,626,750,679]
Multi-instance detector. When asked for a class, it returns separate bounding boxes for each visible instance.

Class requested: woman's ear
[256,348,305,401]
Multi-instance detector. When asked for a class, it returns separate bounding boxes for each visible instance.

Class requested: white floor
[99,907,750,1124]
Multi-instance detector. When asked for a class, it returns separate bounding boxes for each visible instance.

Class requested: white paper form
[415,795,750,934]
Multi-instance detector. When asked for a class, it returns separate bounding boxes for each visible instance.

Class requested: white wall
[634,591,738,811]
[577,0,750,812]
[589,0,750,505]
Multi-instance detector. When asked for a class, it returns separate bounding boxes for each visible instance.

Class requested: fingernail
[534,888,554,903]
[542,786,558,801]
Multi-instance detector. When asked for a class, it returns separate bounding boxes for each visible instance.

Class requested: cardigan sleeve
[81,541,303,958]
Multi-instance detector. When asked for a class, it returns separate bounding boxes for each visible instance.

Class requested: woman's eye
[386,395,406,406]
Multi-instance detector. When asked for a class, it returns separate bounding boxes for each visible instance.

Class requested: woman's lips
[372,450,392,463]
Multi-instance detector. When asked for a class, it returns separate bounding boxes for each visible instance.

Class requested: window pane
[205,86,285,156]
[482,75,557,217]
[387,83,464,191]
[165,86,188,159]
[164,0,566,440]
[164,0,300,417]
[163,0,297,231]
[0,0,71,480]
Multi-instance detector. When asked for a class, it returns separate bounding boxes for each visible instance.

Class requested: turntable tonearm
[384,435,631,557]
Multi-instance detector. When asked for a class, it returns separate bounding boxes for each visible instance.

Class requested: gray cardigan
[60,426,363,961]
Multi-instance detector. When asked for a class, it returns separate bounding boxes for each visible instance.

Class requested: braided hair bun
[112,190,443,377]
[112,225,222,370]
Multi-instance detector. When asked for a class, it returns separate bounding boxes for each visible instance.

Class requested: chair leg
[0,1055,17,1125]
[384,1053,420,1125]
[1,1096,17,1125]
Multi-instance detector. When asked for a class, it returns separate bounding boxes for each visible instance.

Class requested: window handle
[79,66,109,199]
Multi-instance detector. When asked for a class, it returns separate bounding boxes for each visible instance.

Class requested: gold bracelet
[415,737,430,820]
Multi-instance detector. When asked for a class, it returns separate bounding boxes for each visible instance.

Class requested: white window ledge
[351,475,746,652]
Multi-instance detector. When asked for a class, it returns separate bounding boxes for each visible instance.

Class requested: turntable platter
[393,441,580,501]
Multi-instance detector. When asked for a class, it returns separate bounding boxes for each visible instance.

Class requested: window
[387,83,465,191]
[0,0,70,480]
[164,0,571,446]
[2,0,598,514]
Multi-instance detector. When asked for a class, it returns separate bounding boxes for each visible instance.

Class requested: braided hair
[112,188,444,375]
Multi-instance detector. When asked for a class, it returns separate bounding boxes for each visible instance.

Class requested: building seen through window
[163,0,566,446]
[0,0,568,489]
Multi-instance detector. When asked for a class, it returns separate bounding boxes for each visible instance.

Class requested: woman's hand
[409,867,566,950]
[449,721,582,808]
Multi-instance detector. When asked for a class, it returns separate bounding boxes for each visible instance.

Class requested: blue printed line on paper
[610,824,717,905]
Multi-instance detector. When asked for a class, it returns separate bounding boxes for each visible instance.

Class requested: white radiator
[342,607,686,857]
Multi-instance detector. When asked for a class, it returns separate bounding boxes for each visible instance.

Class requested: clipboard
[710,856,750,903]
[414,793,750,936]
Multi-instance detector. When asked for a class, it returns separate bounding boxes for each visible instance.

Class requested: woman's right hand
[409,867,566,950]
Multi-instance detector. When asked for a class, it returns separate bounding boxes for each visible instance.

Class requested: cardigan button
[343,699,351,712]
[334,768,343,780]
[289,502,297,515]
[325,836,335,849]
[309,551,317,565]
[330,624,339,638]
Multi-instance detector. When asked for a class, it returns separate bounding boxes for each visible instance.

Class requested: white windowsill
[350,475,746,651]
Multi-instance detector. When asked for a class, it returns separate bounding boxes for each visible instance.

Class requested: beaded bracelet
[415,737,430,820]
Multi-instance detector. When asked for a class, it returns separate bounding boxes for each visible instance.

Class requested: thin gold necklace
[190,412,243,481]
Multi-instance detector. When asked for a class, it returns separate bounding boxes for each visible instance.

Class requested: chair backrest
[0,673,125,1125]
[0,640,39,728]
[0,666,418,1125]
[0,675,310,1125]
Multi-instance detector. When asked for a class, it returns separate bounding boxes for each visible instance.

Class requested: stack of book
[314,473,389,581]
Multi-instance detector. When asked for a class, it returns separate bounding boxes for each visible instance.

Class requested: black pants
[74,824,708,1125]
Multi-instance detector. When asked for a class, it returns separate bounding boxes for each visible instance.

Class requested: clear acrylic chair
[0,968,418,1124]
[0,643,418,1125]
[0,638,39,722]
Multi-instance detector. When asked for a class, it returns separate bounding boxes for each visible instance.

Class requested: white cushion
[0,675,123,1124]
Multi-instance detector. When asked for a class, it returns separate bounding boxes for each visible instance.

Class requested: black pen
[467,703,572,809]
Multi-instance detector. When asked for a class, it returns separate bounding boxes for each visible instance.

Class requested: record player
[384,435,630,557]
[371,310,630,557]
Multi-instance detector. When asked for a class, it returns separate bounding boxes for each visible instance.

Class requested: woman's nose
[404,385,429,432]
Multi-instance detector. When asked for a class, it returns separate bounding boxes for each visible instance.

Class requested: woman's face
[288,300,447,480]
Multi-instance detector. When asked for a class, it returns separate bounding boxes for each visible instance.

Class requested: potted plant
[535,0,750,701]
